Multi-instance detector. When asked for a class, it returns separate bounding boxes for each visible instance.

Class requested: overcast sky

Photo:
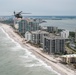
[0,0,76,16]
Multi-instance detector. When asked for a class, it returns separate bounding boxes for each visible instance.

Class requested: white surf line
[0,26,61,75]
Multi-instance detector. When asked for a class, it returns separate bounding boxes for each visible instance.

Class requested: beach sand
[0,23,76,75]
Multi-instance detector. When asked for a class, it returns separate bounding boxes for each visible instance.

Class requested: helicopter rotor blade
[22,13,31,14]
[18,11,22,14]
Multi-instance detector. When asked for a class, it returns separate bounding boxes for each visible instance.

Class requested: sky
[0,0,76,16]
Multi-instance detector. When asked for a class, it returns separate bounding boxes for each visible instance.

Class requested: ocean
[25,16,76,31]
[0,27,59,75]
[39,19,76,31]
[1,16,76,31]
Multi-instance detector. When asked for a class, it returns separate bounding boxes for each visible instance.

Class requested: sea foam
[0,26,60,75]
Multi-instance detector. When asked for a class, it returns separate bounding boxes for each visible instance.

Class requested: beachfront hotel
[43,34,65,54]
[39,31,49,47]
[18,18,40,35]
[31,30,41,45]
[24,22,66,54]
[31,30,49,46]
[18,19,28,34]
[16,18,66,54]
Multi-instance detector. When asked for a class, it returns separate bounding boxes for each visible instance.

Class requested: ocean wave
[0,26,60,75]
[24,64,43,67]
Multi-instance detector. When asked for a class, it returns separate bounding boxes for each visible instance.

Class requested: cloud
[0,0,76,15]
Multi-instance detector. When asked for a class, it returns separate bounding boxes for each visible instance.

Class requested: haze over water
[0,27,58,75]
[40,19,76,31]
[23,16,76,31]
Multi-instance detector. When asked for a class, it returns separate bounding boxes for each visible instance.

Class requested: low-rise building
[61,54,76,64]
[43,34,65,54]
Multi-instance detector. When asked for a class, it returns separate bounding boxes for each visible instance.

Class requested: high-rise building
[31,30,49,46]
[43,34,65,54]
[18,19,28,34]
[47,26,58,33]
[18,18,40,34]
[60,30,69,39]
[31,30,41,44]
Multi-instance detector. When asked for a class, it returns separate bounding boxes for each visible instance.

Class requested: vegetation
[58,29,63,33]
[69,31,75,37]
[66,42,76,54]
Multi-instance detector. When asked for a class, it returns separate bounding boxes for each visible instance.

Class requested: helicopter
[14,11,31,19]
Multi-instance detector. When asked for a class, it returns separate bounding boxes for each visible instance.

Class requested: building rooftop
[47,26,58,28]
[61,30,69,33]
[31,30,49,34]
[61,54,76,58]
[25,18,33,23]
[18,18,33,23]
[44,33,65,39]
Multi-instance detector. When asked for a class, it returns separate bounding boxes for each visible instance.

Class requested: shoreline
[0,23,76,75]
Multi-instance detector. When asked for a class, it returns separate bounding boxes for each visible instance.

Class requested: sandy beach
[0,23,76,75]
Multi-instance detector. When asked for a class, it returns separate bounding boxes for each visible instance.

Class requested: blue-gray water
[0,16,76,31]
[25,16,76,31]
[0,27,59,75]
[40,19,76,31]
